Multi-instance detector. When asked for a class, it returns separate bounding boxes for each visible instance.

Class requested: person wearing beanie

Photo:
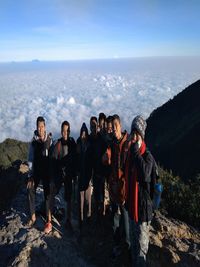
[77,122,93,236]
[50,121,77,231]
[124,115,155,267]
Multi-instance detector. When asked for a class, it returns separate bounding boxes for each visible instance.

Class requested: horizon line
[0,55,200,64]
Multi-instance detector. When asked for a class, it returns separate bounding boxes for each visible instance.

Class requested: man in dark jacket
[27,116,53,234]
[90,116,107,217]
[125,115,154,267]
[51,121,76,229]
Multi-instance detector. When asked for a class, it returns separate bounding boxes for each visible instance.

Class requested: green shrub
[159,167,200,228]
[0,138,29,168]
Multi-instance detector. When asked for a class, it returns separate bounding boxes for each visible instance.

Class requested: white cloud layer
[0,57,200,143]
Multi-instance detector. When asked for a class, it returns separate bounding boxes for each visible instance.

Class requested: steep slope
[146,79,200,180]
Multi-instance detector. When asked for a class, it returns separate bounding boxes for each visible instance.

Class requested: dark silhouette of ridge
[146,79,200,180]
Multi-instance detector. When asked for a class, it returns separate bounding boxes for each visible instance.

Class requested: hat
[131,115,147,139]
[80,122,88,136]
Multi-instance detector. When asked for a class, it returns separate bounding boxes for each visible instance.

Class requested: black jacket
[51,137,77,180]
[77,137,93,191]
[29,132,52,179]
[89,132,107,176]
[131,146,154,222]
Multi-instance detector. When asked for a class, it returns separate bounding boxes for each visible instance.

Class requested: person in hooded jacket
[27,116,53,234]
[77,123,93,232]
[89,116,107,218]
[102,115,114,213]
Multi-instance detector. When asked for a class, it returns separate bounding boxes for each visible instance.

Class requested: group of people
[27,113,159,267]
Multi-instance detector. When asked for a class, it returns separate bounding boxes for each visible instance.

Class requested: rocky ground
[0,164,200,267]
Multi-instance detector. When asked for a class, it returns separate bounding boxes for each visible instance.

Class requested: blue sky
[0,0,200,61]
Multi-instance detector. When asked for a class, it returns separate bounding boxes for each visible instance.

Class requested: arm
[49,140,59,180]
[27,141,35,188]
[27,141,34,177]
[131,146,154,183]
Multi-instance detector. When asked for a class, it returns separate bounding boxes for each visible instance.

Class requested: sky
[0,0,200,61]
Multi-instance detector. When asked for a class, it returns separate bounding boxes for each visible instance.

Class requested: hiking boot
[44,222,52,234]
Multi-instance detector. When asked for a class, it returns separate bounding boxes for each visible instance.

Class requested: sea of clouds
[0,57,200,142]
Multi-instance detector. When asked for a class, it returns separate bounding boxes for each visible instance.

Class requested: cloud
[0,57,200,142]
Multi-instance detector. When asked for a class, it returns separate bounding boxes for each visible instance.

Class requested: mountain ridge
[146,79,200,180]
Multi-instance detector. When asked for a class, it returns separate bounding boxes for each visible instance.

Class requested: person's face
[131,130,142,145]
[106,122,113,134]
[113,119,121,140]
[37,121,45,138]
[90,120,97,135]
[99,119,105,130]
[81,130,87,140]
[61,125,69,140]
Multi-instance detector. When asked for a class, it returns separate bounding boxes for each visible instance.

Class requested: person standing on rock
[90,116,107,218]
[76,123,93,234]
[124,115,154,267]
[102,115,114,213]
[27,116,53,234]
[51,121,77,230]
[108,114,130,257]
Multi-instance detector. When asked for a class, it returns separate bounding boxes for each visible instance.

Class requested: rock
[0,170,200,267]
[149,211,200,267]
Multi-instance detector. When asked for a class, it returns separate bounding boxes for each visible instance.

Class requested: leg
[80,191,85,222]
[100,176,106,216]
[138,221,151,267]
[85,182,92,218]
[112,203,121,245]
[27,177,39,225]
[129,219,140,267]
[92,175,99,216]
[64,176,72,223]
[129,220,151,267]
[121,205,130,248]
[43,178,52,223]
[111,203,122,258]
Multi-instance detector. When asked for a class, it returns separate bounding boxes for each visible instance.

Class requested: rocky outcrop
[0,163,27,213]
[0,164,199,267]
[149,211,200,267]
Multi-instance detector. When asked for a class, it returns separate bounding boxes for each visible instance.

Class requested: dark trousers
[112,203,130,248]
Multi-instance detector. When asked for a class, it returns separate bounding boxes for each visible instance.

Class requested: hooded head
[80,122,88,138]
[131,115,147,140]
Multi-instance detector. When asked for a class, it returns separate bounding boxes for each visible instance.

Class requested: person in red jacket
[108,114,130,257]
[125,115,154,267]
